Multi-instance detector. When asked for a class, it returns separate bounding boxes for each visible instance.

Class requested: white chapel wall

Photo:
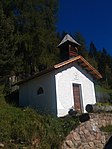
[55,63,96,117]
[19,71,57,115]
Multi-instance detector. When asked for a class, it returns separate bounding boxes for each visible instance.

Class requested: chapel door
[72,84,82,112]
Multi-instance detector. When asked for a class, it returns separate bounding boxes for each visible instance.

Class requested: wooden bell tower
[57,34,80,62]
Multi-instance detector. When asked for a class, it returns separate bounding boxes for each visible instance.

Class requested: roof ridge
[15,55,102,85]
[54,55,81,68]
[54,55,102,79]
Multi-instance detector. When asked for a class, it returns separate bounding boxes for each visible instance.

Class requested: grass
[2,84,112,148]
[101,125,112,133]
[95,85,112,94]
[0,84,79,148]
[95,85,112,104]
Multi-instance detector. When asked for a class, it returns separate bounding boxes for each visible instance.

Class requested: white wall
[19,71,57,115]
[19,62,96,117]
[55,63,96,117]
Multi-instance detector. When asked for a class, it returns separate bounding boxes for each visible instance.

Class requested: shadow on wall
[104,136,112,149]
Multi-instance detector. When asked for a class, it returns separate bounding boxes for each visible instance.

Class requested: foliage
[0,92,79,148]
[1,0,112,89]
[95,85,112,94]
[95,85,112,103]
[0,1,16,76]
[88,42,98,68]
[74,32,88,59]
[101,125,112,133]
[0,0,59,78]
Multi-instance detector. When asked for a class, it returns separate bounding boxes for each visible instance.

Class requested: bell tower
[57,34,80,62]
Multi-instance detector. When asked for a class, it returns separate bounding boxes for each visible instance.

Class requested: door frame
[71,82,84,112]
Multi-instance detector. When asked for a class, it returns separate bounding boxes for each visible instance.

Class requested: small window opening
[37,87,44,95]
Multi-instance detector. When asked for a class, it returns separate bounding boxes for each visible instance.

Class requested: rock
[88,142,94,147]
[0,143,4,148]
[61,113,112,149]
[65,140,74,148]
[101,135,106,144]
[73,132,80,141]
[83,129,89,134]
[83,144,90,149]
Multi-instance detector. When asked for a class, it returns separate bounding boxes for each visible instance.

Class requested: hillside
[0,84,79,149]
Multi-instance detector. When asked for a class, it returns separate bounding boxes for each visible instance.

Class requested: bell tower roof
[57,34,80,47]
[57,34,81,62]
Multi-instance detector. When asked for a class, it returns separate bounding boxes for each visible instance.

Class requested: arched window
[37,87,44,95]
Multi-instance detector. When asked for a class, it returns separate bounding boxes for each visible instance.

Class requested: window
[37,87,44,95]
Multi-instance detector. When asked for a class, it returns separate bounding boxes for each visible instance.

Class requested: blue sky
[57,0,112,55]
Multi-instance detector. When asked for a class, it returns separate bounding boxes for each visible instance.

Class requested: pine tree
[89,42,97,59]
[0,0,59,77]
[0,2,16,76]
[88,42,98,68]
[74,32,88,59]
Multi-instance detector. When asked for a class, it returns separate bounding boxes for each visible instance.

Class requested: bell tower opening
[57,34,80,62]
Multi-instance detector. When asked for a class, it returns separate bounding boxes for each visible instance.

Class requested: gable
[15,55,102,86]
[55,62,94,83]
[55,62,96,116]
[54,55,102,80]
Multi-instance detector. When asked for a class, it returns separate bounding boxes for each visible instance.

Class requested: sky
[57,0,112,55]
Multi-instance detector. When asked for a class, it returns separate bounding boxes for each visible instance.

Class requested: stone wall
[62,113,112,149]
[89,113,112,128]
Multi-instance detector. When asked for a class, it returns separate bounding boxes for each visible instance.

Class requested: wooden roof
[16,55,102,85]
[54,55,102,79]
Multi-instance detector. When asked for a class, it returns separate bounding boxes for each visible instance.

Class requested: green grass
[101,125,112,133]
[95,85,112,94]
[0,84,79,148]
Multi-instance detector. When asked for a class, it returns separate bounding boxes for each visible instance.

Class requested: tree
[89,42,97,59]
[88,42,98,68]
[96,48,112,88]
[33,0,59,70]
[98,49,107,77]
[74,32,88,59]
[0,1,16,76]
[0,0,59,77]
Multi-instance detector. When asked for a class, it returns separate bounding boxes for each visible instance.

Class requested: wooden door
[73,84,81,112]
